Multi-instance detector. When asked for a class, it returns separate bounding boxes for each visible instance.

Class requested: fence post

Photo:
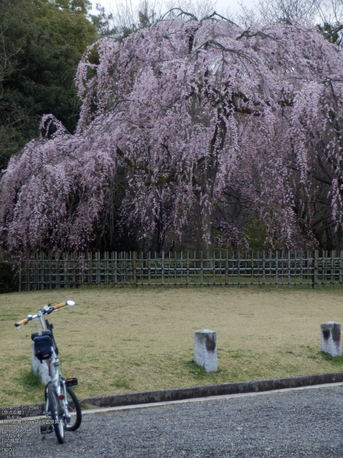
[72,252,76,288]
[173,251,176,286]
[313,251,318,289]
[122,252,125,286]
[27,255,30,291]
[262,250,266,285]
[63,252,67,289]
[133,251,137,286]
[114,252,117,287]
[187,251,189,286]
[33,253,37,291]
[47,252,51,290]
[87,252,91,286]
[98,251,102,286]
[104,252,108,286]
[288,251,291,289]
[18,258,22,293]
[40,251,44,290]
[200,251,203,287]
[161,251,164,287]
[237,251,240,287]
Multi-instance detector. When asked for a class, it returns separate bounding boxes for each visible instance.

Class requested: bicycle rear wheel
[47,382,65,444]
[65,386,82,431]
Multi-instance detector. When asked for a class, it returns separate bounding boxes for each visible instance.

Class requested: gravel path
[2,384,343,457]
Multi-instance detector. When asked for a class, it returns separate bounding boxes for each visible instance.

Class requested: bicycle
[15,300,82,444]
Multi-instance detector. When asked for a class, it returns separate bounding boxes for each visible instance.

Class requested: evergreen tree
[0,0,97,170]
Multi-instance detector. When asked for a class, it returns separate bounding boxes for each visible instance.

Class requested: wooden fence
[17,250,343,291]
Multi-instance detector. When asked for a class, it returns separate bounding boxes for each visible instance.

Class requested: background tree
[256,0,318,23]
[238,0,343,46]
[0,24,25,171]
[0,0,97,170]
[92,0,220,38]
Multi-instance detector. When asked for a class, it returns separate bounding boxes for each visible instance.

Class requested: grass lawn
[1,286,343,407]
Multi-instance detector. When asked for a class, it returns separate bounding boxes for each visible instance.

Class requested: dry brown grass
[2,286,343,407]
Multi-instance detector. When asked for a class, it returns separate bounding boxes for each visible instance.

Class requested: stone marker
[31,343,51,385]
[194,329,218,372]
[321,322,341,357]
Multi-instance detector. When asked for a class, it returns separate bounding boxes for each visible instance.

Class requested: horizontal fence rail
[17,250,343,291]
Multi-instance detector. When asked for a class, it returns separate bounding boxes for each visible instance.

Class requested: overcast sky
[90,0,258,20]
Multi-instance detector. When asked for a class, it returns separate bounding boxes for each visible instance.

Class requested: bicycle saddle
[31,330,53,341]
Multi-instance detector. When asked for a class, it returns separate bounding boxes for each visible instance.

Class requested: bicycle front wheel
[65,386,82,431]
[47,382,65,444]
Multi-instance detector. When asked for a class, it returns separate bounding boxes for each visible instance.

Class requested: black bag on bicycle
[32,331,53,360]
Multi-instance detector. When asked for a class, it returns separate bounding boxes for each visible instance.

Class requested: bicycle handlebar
[15,300,75,328]
[53,301,69,310]
[15,317,29,327]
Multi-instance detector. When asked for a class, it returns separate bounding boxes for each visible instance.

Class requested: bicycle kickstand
[41,424,53,440]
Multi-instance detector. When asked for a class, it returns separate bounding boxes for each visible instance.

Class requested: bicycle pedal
[66,377,78,386]
[40,424,53,434]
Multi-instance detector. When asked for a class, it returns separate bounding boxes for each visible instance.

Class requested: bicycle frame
[37,316,71,424]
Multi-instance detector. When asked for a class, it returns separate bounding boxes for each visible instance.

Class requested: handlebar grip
[15,318,29,327]
[53,301,67,310]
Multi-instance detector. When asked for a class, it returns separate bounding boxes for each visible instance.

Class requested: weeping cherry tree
[1,14,343,252]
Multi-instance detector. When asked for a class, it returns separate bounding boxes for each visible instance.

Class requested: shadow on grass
[21,368,41,388]
[184,360,222,382]
[321,351,343,367]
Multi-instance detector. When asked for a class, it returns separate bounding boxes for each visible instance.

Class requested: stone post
[321,322,341,357]
[31,343,50,385]
[194,329,218,372]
